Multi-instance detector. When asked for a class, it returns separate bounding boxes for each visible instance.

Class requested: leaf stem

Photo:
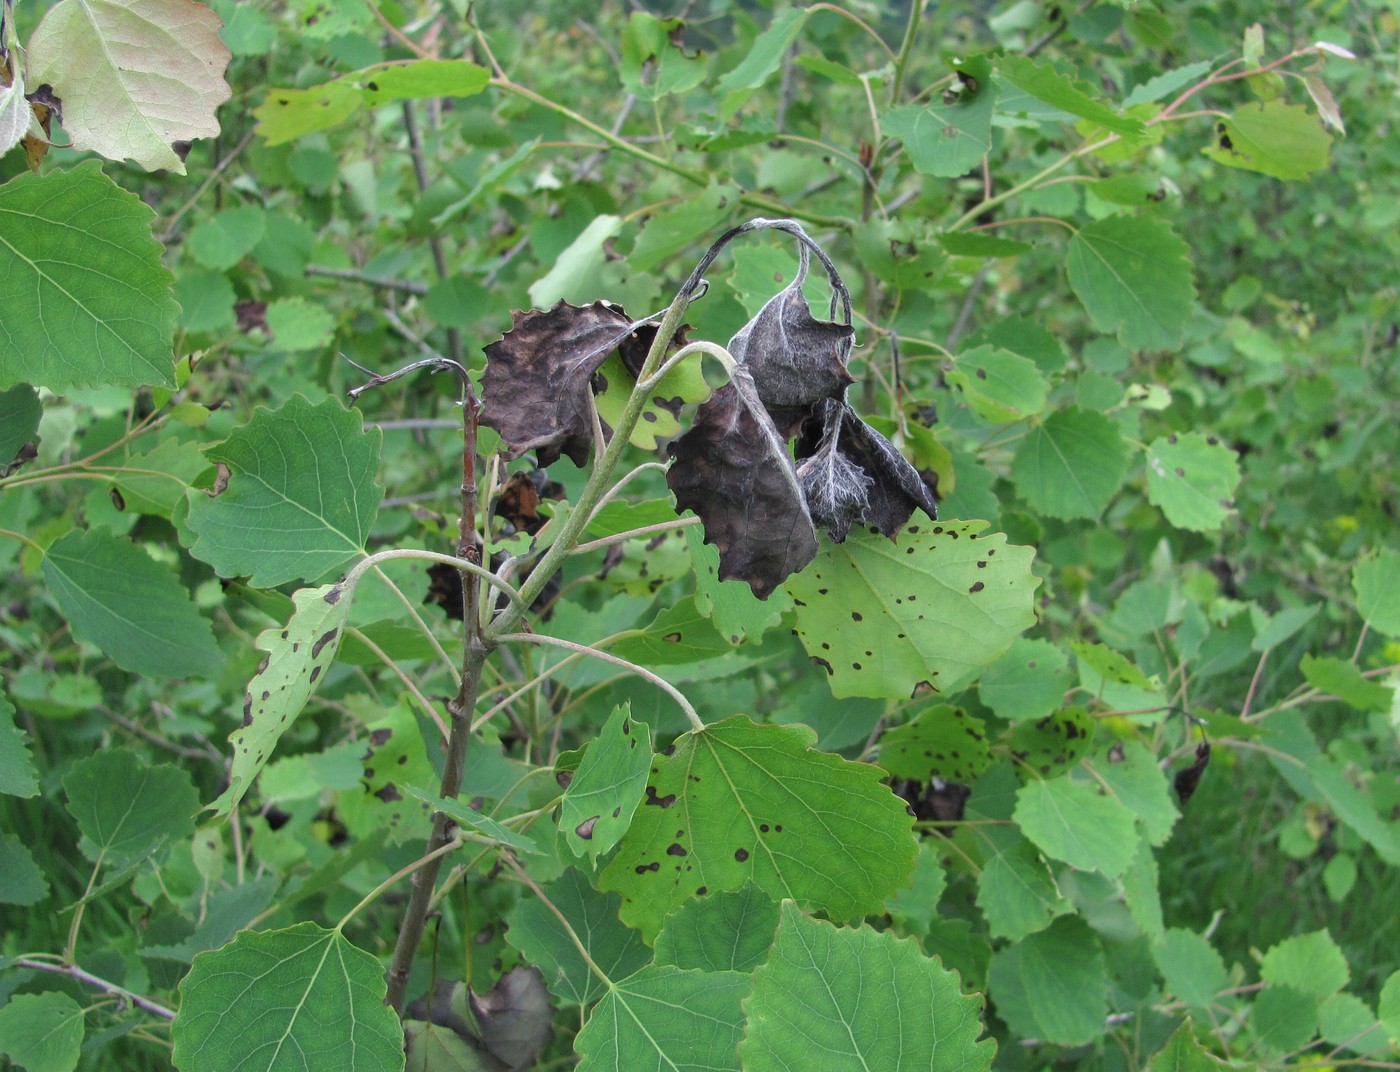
[490,284,700,633]
[499,855,615,991]
[347,547,523,613]
[571,516,701,556]
[496,632,704,732]
[890,0,927,103]
[344,626,450,741]
[336,835,462,930]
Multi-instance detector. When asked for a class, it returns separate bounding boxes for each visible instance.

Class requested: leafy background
[2,1,1399,1070]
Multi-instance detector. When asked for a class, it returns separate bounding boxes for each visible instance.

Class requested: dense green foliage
[2,1,1399,1070]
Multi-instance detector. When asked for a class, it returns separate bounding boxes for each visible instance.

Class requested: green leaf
[979,638,1074,722]
[594,348,713,452]
[988,916,1107,1045]
[174,268,237,334]
[575,965,750,1072]
[1252,984,1320,1054]
[1260,930,1349,999]
[654,884,781,973]
[1096,741,1179,845]
[974,827,1071,940]
[404,789,541,855]
[113,439,213,520]
[1304,756,1400,865]
[878,704,991,783]
[357,59,491,104]
[1354,548,1400,637]
[211,582,352,817]
[423,276,490,329]
[63,748,198,867]
[1145,433,1241,531]
[620,13,707,101]
[716,7,810,117]
[685,525,791,646]
[885,843,948,937]
[266,296,336,351]
[1148,1020,1232,1072]
[1203,100,1332,180]
[186,395,383,588]
[1319,992,1390,1055]
[173,923,403,1072]
[1124,61,1215,107]
[27,0,230,173]
[629,182,741,273]
[939,232,1032,257]
[0,385,41,466]
[1014,776,1139,876]
[0,690,39,797]
[947,345,1050,423]
[0,832,47,905]
[0,162,178,392]
[1152,928,1227,1010]
[1066,216,1196,351]
[786,522,1039,699]
[1301,655,1392,712]
[1380,971,1400,1043]
[741,902,995,1072]
[1122,836,1164,939]
[186,205,267,270]
[42,527,220,678]
[1251,604,1321,652]
[598,716,916,941]
[1011,406,1131,520]
[883,85,999,178]
[254,82,362,144]
[505,869,651,1006]
[528,215,624,307]
[961,315,1069,375]
[605,597,732,666]
[559,705,652,865]
[996,55,1145,138]
[0,991,85,1072]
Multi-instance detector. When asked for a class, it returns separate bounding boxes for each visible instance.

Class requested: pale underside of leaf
[27,0,233,173]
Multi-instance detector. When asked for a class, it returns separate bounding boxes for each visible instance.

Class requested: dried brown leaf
[481,300,633,467]
[667,368,818,598]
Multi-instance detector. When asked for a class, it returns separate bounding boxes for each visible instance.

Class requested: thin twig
[15,958,176,1021]
[306,265,429,295]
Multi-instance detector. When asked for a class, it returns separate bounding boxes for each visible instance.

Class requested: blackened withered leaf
[495,469,563,536]
[667,367,818,598]
[481,300,634,467]
[1174,741,1210,806]
[838,409,938,537]
[469,966,554,1070]
[796,399,937,539]
[728,257,855,408]
[796,400,872,542]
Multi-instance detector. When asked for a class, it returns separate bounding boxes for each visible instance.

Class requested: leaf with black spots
[598,715,916,941]
[667,368,818,599]
[481,300,636,467]
[211,582,352,817]
[1004,708,1096,779]
[728,246,854,408]
[878,704,991,784]
[786,523,1038,699]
